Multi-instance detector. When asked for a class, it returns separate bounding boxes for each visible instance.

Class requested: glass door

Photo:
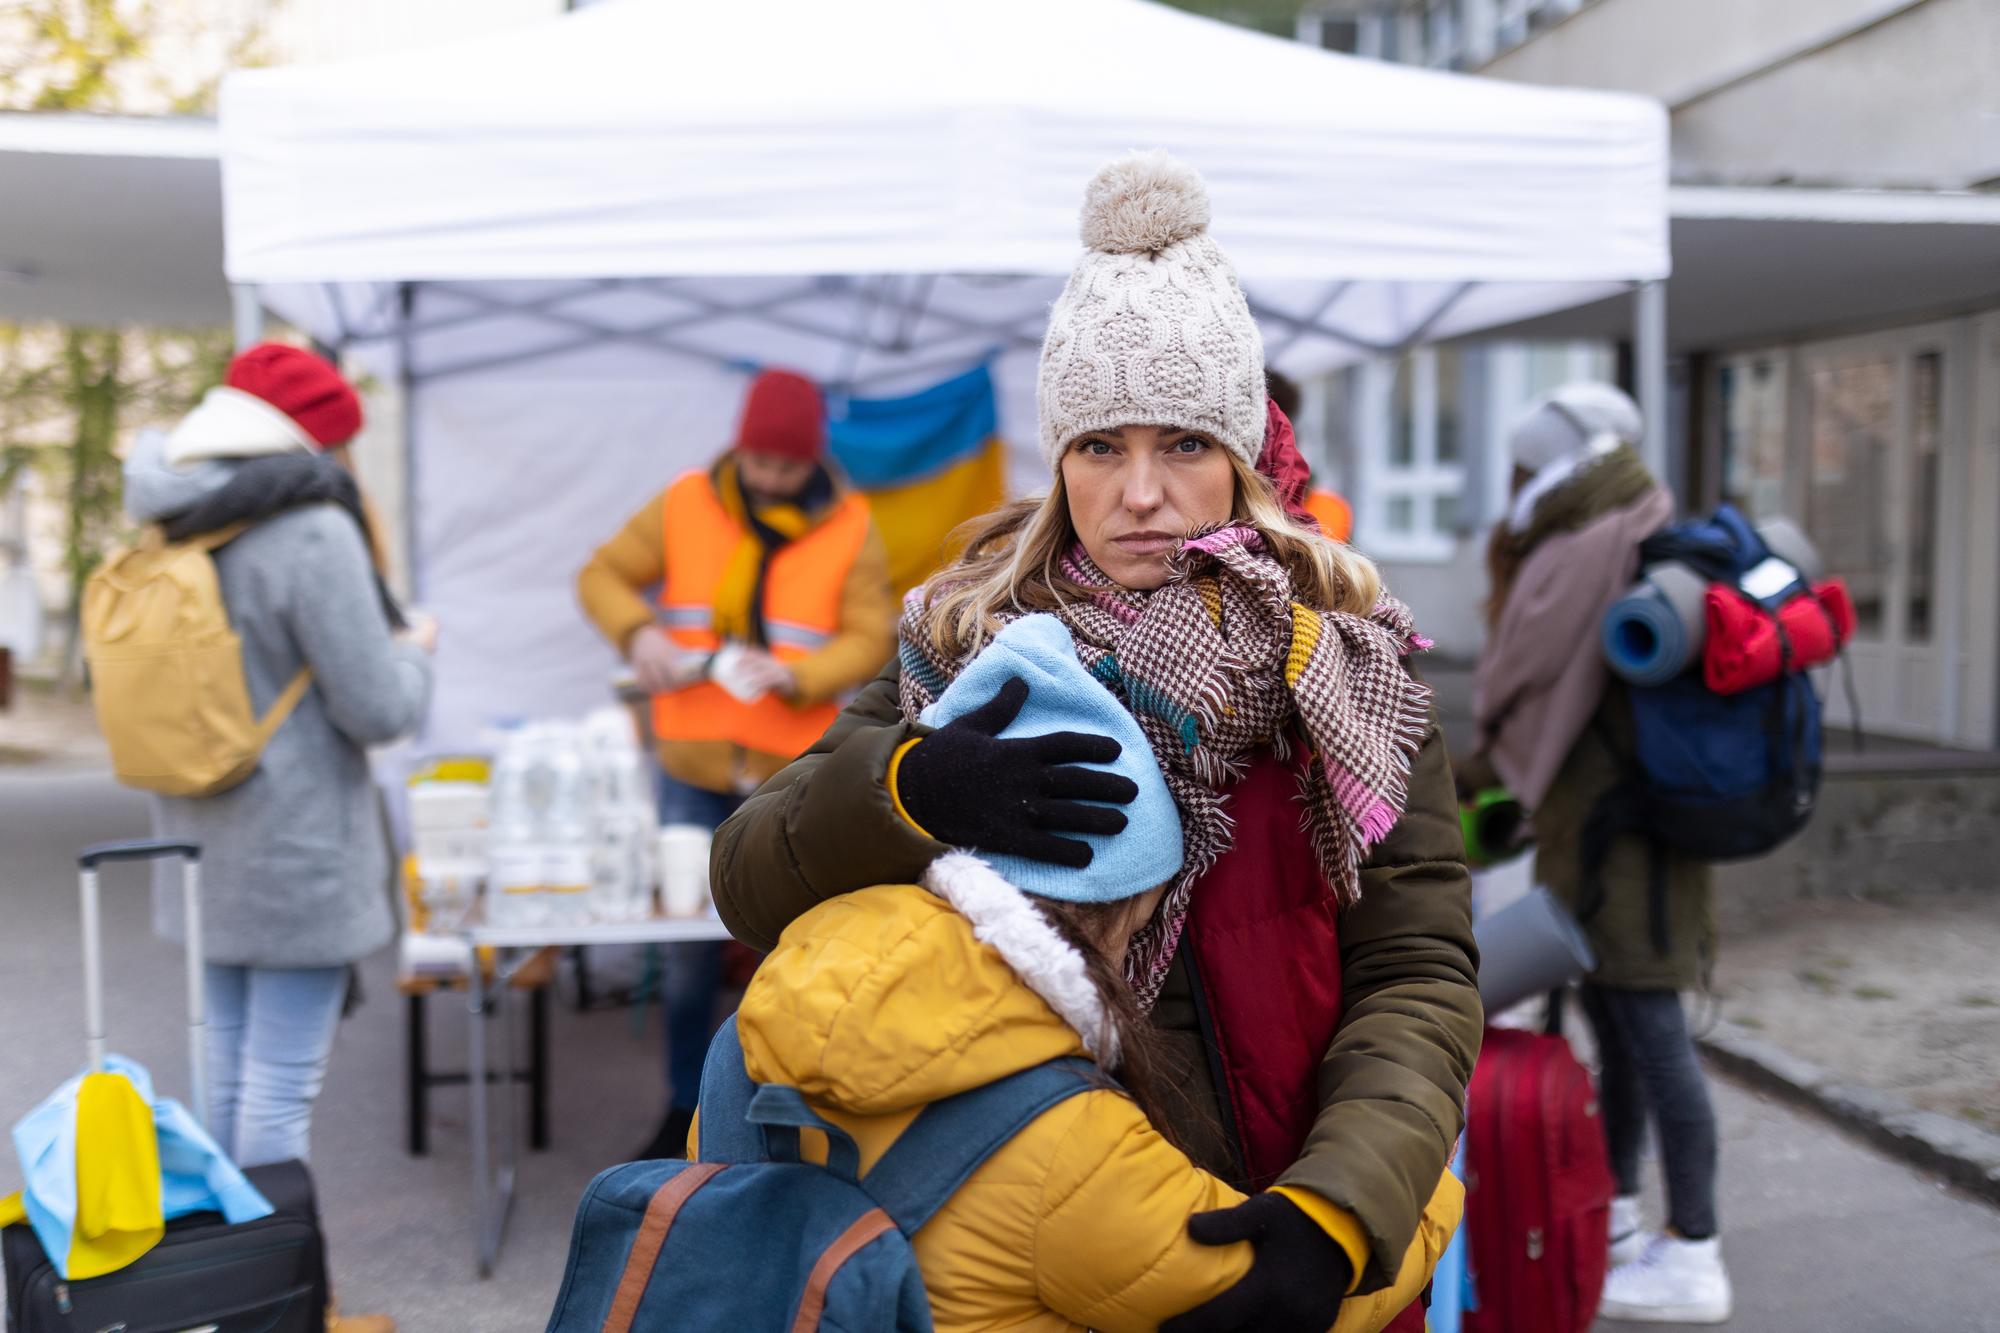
[1798,326,1954,742]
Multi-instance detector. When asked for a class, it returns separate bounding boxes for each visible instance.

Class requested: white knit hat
[1037,152,1266,472]
[1509,382,1642,473]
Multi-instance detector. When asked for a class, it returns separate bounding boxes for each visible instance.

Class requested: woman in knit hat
[690,614,1456,1332]
[711,153,1477,1332]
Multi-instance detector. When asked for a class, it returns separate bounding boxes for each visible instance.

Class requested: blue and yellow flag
[0,1054,272,1279]
[829,364,1008,598]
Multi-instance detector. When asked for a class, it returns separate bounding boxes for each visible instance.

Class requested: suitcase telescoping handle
[78,839,207,1130]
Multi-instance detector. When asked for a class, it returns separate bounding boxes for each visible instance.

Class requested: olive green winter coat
[1532,684,1716,992]
[709,661,1482,1295]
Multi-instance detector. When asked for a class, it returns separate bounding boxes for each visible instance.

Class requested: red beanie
[735,369,825,462]
[224,343,363,449]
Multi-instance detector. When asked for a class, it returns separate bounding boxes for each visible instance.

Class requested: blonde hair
[918,450,1382,659]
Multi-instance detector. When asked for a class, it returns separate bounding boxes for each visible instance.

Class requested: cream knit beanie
[1038,152,1266,472]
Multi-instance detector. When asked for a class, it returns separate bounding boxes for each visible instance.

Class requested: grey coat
[124,437,432,968]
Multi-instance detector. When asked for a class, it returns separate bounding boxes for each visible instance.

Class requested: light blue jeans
[204,963,349,1167]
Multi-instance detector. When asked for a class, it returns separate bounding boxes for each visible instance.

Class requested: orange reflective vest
[1305,489,1353,545]
[652,471,873,761]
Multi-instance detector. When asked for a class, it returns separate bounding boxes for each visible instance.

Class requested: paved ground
[0,677,108,769]
[1711,893,2000,1127]
[3,769,1998,1331]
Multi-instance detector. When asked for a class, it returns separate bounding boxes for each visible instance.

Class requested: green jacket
[1533,684,1716,992]
[711,660,1482,1294]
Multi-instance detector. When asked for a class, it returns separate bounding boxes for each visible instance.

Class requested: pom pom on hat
[1079,150,1213,255]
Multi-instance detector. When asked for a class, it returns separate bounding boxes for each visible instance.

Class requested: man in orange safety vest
[579,368,894,1158]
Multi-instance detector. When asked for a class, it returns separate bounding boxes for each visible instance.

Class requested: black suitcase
[1,841,331,1333]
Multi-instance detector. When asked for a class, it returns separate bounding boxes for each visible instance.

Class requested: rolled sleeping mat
[1755,516,1825,586]
[1460,788,1531,869]
[1474,885,1598,1014]
[1601,561,1708,686]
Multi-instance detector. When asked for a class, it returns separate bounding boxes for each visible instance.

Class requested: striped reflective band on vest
[765,618,832,652]
[658,605,712,631]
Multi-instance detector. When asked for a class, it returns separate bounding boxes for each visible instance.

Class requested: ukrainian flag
[829,363,1008,598]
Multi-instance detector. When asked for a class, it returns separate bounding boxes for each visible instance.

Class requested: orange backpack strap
[181,521,254,554]
[252,669,314,745]
[602,1163,727,1333]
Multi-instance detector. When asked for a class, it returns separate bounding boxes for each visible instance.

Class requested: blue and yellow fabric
[829,363,1008,598]
[1426,1138,1471,1332]
[0,1055,271,1279]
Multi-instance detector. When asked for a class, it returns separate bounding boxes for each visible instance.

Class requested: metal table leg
[470,948,529,1277]
[493,961,521,1259]
[468,958,493,1276]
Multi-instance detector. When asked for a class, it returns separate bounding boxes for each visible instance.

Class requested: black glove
[1161,1192,1353,1333]
[895,676,1137,869]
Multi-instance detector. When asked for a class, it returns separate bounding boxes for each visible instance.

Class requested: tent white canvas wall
[219,0,1669,748]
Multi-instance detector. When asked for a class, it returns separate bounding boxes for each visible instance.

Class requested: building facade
[1297,0,2000,748]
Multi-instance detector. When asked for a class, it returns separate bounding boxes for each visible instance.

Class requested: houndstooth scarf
[898,524,1434,1009]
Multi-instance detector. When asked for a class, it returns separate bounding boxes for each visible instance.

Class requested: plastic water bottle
[578,707,658,922]
[486,725,544,928]
[540,724,595,926]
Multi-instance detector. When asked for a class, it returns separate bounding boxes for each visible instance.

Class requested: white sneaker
[1598,1235,1733,1324]
[1608,1195,1648,1268]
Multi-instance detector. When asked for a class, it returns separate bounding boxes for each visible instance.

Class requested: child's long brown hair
[1029,898,1212,1157]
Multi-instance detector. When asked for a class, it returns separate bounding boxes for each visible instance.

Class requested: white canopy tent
[218,0,1669,748]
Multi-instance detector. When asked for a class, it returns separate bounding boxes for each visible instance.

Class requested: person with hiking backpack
[110,343,432,1333]
[550,613,1459,1332]
[1464,382,1731,1324]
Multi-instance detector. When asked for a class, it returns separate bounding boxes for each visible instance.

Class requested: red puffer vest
[1185,747,1344,1190]
[1185,746,1426,1333]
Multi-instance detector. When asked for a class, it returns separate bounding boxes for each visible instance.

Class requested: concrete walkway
[2,770,1997,1331]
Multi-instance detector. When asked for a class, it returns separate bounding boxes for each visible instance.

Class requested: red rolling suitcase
[1462,1025,1615,1333]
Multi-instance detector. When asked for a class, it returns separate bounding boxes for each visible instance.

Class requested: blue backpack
[1582,507,1828,953]
[546,1018,1094,1333]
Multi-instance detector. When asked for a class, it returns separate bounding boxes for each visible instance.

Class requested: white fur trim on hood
[922,851,1118,1067]
[165,385,316,467]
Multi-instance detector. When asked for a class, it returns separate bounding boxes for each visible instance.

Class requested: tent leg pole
[231,285,264,351]
[398,283,422,606]
[1634,279,1669,488]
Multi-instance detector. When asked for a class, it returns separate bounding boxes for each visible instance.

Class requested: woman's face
[1060,424,1235,591]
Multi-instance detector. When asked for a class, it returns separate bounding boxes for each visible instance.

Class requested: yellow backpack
[81,523,310,797]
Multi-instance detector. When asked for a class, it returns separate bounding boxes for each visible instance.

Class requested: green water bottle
[1460,788,1530,868]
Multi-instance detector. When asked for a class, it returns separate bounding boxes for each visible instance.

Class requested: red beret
[224,343,363,449]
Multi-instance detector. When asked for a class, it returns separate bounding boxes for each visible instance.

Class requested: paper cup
[658,824,713,919]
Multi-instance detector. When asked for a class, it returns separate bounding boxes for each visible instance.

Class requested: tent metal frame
[240,270,1669,598]
[295,272,1534,389]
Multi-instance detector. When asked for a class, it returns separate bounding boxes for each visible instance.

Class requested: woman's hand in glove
[1161,1192,1353,1333]
[895,676,1137,868]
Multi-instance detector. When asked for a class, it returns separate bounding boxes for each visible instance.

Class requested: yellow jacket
[699,855,1461,1333]
[576,478,896,795]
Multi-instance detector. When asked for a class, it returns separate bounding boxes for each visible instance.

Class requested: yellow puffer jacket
[698,855,1461,1333]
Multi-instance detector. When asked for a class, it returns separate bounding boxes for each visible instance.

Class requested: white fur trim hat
[1037,152,1266,472]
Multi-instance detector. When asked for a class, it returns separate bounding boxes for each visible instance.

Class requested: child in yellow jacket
[695,616,1460,1332]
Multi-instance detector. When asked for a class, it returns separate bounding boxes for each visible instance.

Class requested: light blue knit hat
[920,614,1183,902]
